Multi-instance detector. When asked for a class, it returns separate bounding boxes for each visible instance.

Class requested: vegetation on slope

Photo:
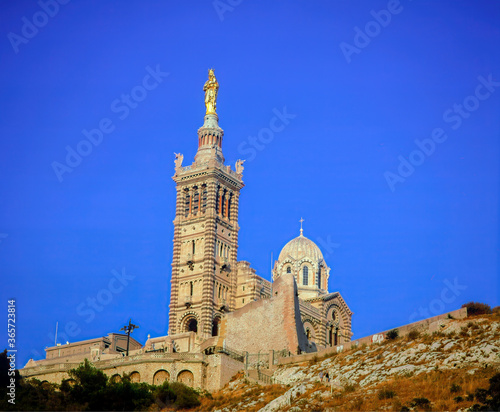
[202,312,500,412]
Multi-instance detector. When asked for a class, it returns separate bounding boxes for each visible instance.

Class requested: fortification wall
[278,307,468,365]
[21,351,244,391]
[222,274,312,354]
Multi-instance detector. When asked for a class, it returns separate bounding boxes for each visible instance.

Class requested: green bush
[462,302,492,316]
[154,381,177,405]
[454,396,463,403]
[170,382,201,408]
[113,381,154,411]
[152,381,200,409]
[386,329,399,340]
[450,383,462,393]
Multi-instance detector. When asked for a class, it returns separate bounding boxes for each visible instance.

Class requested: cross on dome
[299,217,304,236]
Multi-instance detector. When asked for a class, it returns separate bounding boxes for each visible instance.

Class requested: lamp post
[120,319,139,356]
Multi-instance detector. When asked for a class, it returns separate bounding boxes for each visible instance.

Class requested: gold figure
[203,69,219,115]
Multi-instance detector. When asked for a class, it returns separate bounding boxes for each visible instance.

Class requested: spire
[299,217,304,236]
[194,69,224,165]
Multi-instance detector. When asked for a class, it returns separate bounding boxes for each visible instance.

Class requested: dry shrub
[386,329,399,340]
[407,329,421,340]
[343,383,357,393]
[378,388,396,399]
[462,301,492,316]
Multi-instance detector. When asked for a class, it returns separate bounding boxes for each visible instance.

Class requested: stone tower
[168,70,245,339]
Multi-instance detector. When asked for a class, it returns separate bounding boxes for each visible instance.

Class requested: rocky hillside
[198,314,500,412]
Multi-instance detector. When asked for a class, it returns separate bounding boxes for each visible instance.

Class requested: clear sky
[1,0,499,367]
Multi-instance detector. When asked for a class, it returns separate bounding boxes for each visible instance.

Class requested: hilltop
[198,313,500,412]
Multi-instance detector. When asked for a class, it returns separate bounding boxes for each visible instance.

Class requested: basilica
[163,69,352,351]
[21,70,353,390]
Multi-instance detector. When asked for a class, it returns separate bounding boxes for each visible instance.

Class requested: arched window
[212,317,220,336]
[186,319,197,333]
[302,266,309,285]
[286,266,291,273]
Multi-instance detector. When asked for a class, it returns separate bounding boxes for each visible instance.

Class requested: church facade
[21,70,352,389]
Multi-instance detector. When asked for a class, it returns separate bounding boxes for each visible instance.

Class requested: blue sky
[0,0,499,367]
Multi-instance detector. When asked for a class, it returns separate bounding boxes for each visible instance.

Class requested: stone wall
[21,351,243,391]
[277,307,468,365]
[234,261,272,310]
[205,353,245,392]
[222,274,312,354]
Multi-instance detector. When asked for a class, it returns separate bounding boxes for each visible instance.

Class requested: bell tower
[168,70,245,339]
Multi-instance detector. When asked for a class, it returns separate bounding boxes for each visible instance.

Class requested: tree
[66,359,108,410]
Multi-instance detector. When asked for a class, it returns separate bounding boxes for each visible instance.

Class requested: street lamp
[120,318,139,356]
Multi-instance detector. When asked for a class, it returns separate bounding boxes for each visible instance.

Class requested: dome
[278,234,324,263]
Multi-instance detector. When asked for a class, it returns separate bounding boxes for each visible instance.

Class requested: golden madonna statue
[203,69,219,115]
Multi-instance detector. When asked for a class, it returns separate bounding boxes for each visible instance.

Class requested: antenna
[120,318,139,356]
[54,322,58,346]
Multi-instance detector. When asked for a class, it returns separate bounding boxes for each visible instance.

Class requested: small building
[44,333,142,362]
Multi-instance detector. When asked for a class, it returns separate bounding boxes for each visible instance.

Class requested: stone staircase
[246,368,279,385]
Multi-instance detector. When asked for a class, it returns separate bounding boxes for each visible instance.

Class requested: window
[242,298,245,303]
[243,286,245,291]
[221,190,226,217]
[201,186,208,212]
[317,271,321,288]
[302,266,309,285]
[212,318,220,336]
[286,266,291,273]
[216,187,220,215]
[187,319,198,333]
[192,189,199,214]
[184,190,190,217]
